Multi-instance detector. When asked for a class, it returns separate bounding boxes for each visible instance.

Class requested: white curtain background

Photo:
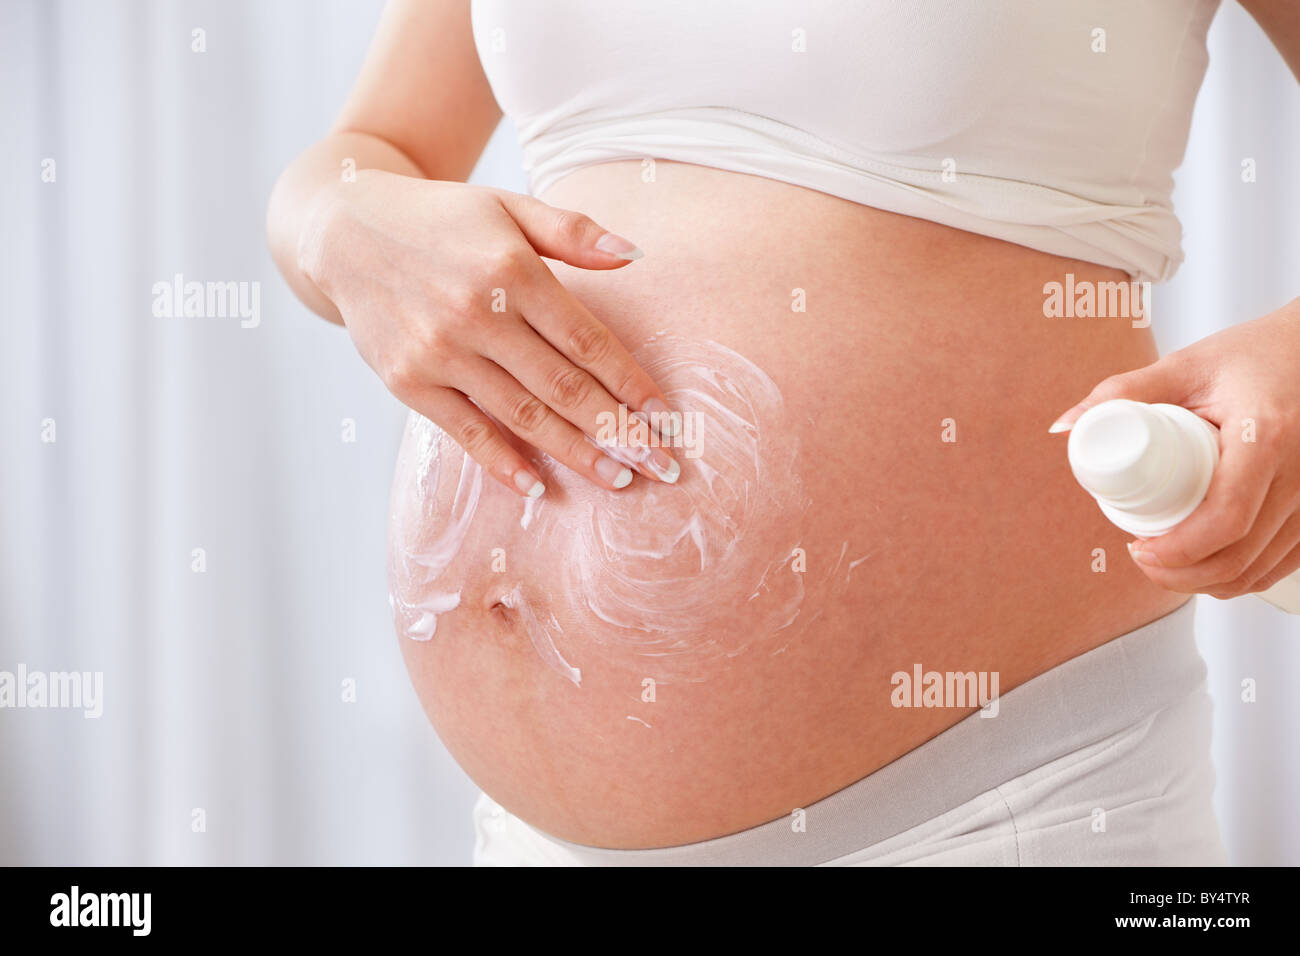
[0,0,1295,865]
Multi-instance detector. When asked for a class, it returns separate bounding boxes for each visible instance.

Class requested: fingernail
[513,471,545,498]
[1128,542,1160,566]
[641,398,681,437]
[595,456,634,489]
[644,448,680,483]
[1048,420,1073,434]
[595,232,643,261]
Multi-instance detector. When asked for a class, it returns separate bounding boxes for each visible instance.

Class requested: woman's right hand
[297,169,680,497]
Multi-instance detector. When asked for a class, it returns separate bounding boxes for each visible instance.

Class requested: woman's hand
[1050,299,1300,600]
[297,169,680,497]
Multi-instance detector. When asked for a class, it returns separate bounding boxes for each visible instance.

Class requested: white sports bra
[470,0,1221,283]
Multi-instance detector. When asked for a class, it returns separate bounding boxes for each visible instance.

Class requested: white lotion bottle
[1066,398,1300,614]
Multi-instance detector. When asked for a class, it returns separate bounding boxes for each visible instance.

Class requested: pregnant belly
[387,161,1188,848]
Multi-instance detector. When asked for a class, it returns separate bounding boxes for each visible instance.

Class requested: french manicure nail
[641,398,681,437]
[595,232,644,261]
[596,455,634,489]
[1048,420,1073,434]
[644,448,680,483]
[513,471,545,498]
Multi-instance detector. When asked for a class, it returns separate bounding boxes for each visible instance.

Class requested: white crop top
[470,0,1222,283]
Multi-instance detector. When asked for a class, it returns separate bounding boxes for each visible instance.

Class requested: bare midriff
[387,160,1190,848]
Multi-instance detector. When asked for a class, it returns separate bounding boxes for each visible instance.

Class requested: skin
[387,161,1194,845]
[269,1,1300,846]
[294,171,682,493]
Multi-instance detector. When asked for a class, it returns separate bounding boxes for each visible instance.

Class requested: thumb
[1048,356,1192,434]
[492,190,644,270]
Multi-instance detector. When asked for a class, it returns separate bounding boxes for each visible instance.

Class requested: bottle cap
[1067,399,1172,502]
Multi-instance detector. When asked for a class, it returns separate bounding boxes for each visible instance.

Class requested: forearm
[266,130,427,324]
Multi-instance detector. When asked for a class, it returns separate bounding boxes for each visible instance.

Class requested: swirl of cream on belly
[386,411,586,691]
[387,414,482,642]
[521,336,816,682]
[387,335,834,686]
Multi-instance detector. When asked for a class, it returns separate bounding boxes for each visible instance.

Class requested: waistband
[519,598,1203,866]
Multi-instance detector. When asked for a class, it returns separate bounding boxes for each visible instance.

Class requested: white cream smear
[387,335,850,684]
[500,584,582,686]
[388,415,480,642]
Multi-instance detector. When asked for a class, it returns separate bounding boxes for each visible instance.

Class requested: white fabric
[472,0,1221,282]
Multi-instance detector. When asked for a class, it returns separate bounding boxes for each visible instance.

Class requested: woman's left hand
[1050,298,1300,600]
